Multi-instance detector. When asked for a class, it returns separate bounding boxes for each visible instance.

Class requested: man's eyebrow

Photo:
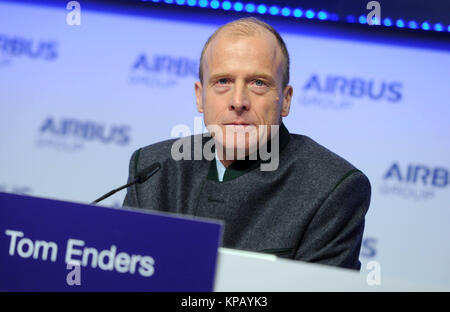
[248,73,276,81]
[208,72,276,81]
[208,73,230,81]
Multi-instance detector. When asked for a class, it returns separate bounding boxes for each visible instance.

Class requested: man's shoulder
[286,133,366,184]
[137,137,179,161]
[288,133,354,165]
[130,134,204,167]
[285,132,371,209]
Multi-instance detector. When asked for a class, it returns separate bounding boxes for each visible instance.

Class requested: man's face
[195,29,292,162]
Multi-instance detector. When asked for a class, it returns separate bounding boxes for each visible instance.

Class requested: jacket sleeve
[122,149,141,208]
[294,170,371,270]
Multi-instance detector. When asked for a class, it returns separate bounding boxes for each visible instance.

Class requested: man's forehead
[208,26,279,53]
[204,29,283,72]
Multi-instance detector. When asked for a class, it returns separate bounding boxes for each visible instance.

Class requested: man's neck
[214,143,241,168]
[218,158,234,168]
[215,147,257,168]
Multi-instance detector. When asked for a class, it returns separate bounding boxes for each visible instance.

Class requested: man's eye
[254,79,266,87]
[217,78,230,85]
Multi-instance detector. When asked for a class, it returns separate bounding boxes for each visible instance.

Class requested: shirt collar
[214,149,226,182]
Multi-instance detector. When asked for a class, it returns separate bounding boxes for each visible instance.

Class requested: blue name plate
[0,192,222,291]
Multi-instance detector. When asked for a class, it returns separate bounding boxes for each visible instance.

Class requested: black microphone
[91,162,161,205]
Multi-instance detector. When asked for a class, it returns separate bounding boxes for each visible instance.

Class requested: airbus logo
[0,34,58,67]
[36,116,131,152]
[128,53,198,88]
[380,162,448,200]
[299,73,403,109]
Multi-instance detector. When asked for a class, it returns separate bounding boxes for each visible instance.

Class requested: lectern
[0,192,222,291]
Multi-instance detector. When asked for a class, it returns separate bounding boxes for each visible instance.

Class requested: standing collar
[207,123,291,182]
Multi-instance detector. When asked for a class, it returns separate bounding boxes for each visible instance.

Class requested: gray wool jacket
[123,123,371,270]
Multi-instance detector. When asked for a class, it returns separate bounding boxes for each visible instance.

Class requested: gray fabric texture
[123,126,371,270]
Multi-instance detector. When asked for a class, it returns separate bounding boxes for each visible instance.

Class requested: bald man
[123,17,371,270]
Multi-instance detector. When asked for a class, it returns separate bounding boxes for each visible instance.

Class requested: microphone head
[135,162,161,184]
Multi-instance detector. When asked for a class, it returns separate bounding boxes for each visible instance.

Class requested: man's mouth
[224,122,253,126]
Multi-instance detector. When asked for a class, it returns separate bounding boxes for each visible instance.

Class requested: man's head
[195,17,293,166]
[198,17,290,89]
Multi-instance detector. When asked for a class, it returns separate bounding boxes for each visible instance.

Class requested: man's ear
[195,81,203,113]
[281,85,293,117]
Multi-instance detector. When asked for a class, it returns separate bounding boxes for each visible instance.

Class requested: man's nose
[229,82,250,113]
